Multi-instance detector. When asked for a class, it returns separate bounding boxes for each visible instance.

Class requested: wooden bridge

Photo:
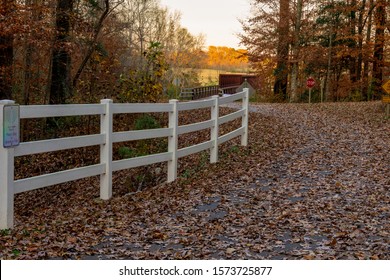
[180,74,258,100]
[180,86,221,100]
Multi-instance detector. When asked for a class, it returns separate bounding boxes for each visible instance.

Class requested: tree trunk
[290,0,303,103]
[23,0,40,106]
[0,0,14,100]
[274,0,290,100]
[72,0,110,88]
[372,0,386,100]
[325,25,334,101]
[362,0,374,100]
[356,0,366,85]
[348,0,358,89]
[49,0,73,104]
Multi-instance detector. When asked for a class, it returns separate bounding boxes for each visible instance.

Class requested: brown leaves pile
[1,102,389,260]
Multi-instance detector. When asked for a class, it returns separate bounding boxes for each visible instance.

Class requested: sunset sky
[160,0,251,49]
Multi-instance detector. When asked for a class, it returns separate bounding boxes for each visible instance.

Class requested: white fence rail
[0,89,249,229]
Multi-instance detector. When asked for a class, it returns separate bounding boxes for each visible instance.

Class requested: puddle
[196,201,219,212]
[208,210,227,221]
[288,196,304,203]
[194,197,221,213]
[216,235,235,243]
[150,243,184,252]
[260,186,272,192]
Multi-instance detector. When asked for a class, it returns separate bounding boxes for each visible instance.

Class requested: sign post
[382,80,390,94]
[2,104,20,148]
[382,81,390,119]
[0,100,19,229]
[306,77,315,104]
[382,96,390,119]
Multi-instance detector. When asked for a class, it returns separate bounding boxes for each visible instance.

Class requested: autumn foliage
[0,0,209,105]
[206,46,249,70]
[240,0,389,102]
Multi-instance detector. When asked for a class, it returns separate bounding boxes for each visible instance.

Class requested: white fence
[0,89,249,229]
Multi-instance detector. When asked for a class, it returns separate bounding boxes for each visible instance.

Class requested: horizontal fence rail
[113,128,173,143]
[14,134,105,157]
[0,89,249,229]
[20,104,105,118]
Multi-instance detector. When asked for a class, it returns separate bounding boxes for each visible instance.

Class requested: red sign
[306,77,315,88]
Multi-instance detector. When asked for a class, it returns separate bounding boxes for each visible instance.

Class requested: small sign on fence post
[2,104,20,148]
[0,100,17,229]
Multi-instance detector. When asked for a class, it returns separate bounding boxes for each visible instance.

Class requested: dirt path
[220,103,390,259]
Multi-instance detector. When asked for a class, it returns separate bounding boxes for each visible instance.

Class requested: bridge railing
[180,85,221,100]
[0,89,249,229]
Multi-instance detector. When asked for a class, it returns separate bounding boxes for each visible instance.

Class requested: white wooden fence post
[241,88,250,146]
[100,99,113,200]
[168,99,178,182]
[210,95,219,163]
[0,100,15,229]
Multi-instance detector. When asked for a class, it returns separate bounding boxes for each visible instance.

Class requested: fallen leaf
[226,248,236,254]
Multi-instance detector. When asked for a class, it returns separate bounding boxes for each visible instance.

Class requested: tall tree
[348,0,358,87]
[290,0,303,102]
[0,0,14,100]
[324,0,335,101]
[119,1,206,91]
[356,0,367,86]
[372,0,386,99]
[23,0,46,105]
[362,0,374,100]
[72,0,111,88]
[274,0,290,99]
[49,0,73,104]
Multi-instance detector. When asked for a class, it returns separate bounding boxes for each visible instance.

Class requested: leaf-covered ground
[1,102,389,260]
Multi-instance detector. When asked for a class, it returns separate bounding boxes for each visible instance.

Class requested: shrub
[134,114,161,130]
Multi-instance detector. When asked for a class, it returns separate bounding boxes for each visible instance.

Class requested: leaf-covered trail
[87,102,389,260]
[1,102,389,260]
[233,103,390,259]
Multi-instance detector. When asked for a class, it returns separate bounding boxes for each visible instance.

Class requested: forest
[0,0,248,105]
[1,0,389,105]
[241,0,389,102]
[1,0,389,262]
